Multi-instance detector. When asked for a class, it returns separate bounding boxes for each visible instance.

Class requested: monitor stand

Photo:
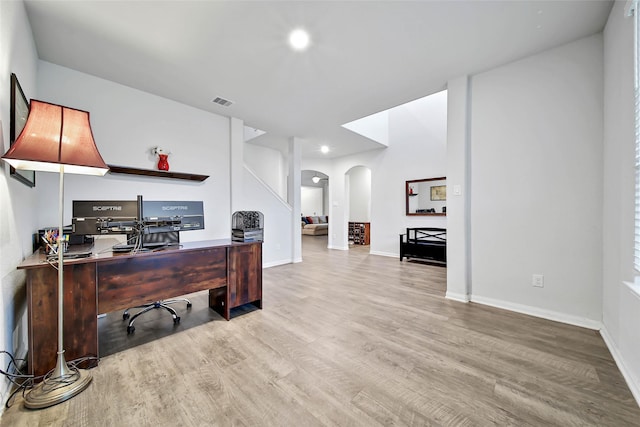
[112,231,179,253]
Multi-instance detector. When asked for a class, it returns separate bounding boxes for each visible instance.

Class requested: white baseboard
[445,291,470,303]
[600,326,640,407]
[470,295,603,331]
[328,245,348,251]
[263,259,292,268]
[369,250,397,258]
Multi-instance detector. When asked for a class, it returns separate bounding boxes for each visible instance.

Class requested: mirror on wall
[406,177,446,216]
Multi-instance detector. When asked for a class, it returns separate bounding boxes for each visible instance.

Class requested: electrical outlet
[532,274,544,288]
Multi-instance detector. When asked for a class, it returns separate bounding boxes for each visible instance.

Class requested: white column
[446,76,472,302]
[289,137,302,262]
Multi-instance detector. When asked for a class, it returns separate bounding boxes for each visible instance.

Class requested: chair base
[123,298,192,334]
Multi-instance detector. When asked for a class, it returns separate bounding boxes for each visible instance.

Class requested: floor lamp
[2,100,109,409]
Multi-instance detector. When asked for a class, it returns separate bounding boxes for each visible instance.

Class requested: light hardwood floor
[2,236,639,426]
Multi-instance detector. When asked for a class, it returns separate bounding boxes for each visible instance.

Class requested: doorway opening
[346,166,371,248]
[301,170,329,242]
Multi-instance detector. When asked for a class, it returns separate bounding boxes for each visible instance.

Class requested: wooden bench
[399,227,446,266]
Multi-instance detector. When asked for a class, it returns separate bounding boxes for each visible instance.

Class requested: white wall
[347,166,371,222]
[231,118,296,267]
[0,0,39,411]
[36,61,231,242]
[469,34,603,327]
[245,143,287,200]
[321,91,447,254]
[301,186,323,217]
[323,181,330,216]
[602,1,640,404]
[370,90,448,256]
[243,167,293,267]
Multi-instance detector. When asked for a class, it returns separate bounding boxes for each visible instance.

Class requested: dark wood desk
[17,238,262,378]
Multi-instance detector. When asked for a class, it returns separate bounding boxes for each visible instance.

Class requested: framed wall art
[430,184,446,201]
[9,73,35,187]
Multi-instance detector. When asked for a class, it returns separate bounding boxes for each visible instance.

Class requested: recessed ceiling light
[320,145,329,154]
[288,28,310,51]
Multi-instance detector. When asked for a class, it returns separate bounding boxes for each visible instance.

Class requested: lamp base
[24,368,92,409]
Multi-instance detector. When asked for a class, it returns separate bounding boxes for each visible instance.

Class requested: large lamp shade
[2,100,108,175]
[1,99,108,409]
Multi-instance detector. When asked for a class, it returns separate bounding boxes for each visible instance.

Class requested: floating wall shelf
[107,165,209,182]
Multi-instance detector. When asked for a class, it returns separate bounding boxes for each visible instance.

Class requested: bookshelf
[348,222,370,245]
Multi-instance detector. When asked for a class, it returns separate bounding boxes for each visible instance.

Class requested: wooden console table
[17,238,262,378]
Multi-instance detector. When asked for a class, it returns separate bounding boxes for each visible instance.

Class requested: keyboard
[46,247,93,260]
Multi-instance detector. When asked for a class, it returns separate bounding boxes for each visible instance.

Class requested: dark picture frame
[9,73,35,187]
[406,177,446,216]
[430,185,446,201]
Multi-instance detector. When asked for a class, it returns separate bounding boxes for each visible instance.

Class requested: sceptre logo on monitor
[93,205,123,211]
[162,205,189,211]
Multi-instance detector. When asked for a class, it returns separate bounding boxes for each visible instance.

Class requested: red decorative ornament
[157,153,169,171]
[153,147,171,171]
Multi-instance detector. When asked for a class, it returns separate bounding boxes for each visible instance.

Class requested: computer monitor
[141,200,204,233]
[72,196,204,252]
[72,199,139,236]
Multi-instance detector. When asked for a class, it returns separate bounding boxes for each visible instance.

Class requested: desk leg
[209,287,230,320]
[27,263,98,379]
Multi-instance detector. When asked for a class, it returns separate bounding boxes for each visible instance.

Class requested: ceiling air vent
[211,96,233,107]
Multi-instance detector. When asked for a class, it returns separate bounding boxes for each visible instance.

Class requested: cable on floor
[0,350,98,408]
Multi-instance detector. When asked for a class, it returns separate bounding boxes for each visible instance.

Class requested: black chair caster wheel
[127,325,135,334]
[123,313,130,320]
[187,303,192,309]
[174,316,181,324]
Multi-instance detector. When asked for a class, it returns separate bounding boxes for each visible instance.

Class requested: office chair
[121,230,190,334]
[123,298,192,334]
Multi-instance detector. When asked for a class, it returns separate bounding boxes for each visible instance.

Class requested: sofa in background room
[301,215,329,235]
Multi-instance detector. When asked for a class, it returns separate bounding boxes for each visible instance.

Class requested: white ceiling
[24,0,613,159]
